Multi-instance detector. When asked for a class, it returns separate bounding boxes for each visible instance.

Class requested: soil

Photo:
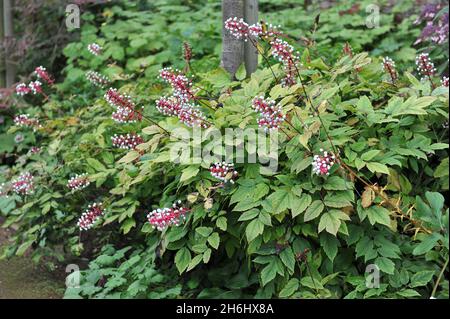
[0,220,65,299]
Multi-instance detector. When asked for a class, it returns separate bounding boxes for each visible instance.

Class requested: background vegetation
[0,0,448,299]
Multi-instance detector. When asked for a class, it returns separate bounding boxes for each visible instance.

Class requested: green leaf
[266,189,290,214]
[375,257,395,275]
[261,261,277,286]
[216,216,227,231]
[87,158,106,171]
[121,218,136,234]
[318,210,350,236]
[361,150,381,161]
[187,254,203,272]
[180,166,200,182]
[208,232,220,250]
[196,227,213,237]
[396,289,421,298]
[366,162,390,175]
[413,233,442,255]
[279,278,299,298]
[320,233,339,262]
[366,206,392,228]
[291,193,312,218]
[238,209,259,221]
[16,240,34,257]
[279,247,296,273]
[410,270,436,288]
[323,176,349,191]
[304,200,324,222]
[246,219,264,242]
[175,247,191,274]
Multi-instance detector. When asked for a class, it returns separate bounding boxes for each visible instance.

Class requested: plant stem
[431,256,449,298]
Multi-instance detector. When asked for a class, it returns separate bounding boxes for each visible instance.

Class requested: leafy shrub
[1,0,449,299]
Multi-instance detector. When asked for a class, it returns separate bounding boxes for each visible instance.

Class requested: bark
[3,0,15,87]
[244,0,258,77]
[221,0,244,78]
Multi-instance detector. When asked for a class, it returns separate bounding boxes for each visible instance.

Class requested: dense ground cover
[0,0,448,299]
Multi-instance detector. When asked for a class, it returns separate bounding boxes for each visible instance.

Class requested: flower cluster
[11,172,34,195]
[28,147,41,155]
[210,162,238,184]
[111,133,144,150]
[157,68,208,128]
[224,17,250,40]
[416,53,436,79]
[270,38,299,86]
[224,18,298,86]
[224,18,280,40]
[86,71,109,87]
[67,173,90,192]
[183,42,193,64]
[15,83,31,96]
[441,76,449,87]
[13,114,42,131]
[312,149,336,176]
[251,96,285,131]
[34,66,54,85]
[29,80,43,95]
[87,43,102,56]
[105,88,143,123]
[147,200,188,231]
[381,56,398,83]
[159,67,196,102]
[77,203,105,231]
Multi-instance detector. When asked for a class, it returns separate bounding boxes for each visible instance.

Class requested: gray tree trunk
[244,0,258,77]
[221,0,244,79]
[3,0,16,87]
[0,0,5,88]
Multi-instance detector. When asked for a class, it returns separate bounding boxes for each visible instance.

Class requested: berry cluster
[105,88,143,123]
[147,200,188,231]
[77,203,105,231]
[381,56,398,83]
[86,71,109,87]
[224,18,298,86]
[224,17,250,40]
[34,66,54,85]
[87,43,102,56]
[67,173,91,192]
[416,53,436,79]
[111,133,144,150]
[441,76,449,87]
[12,172,34,195]
[15,83,31,96]
[251,96,285,131]
[157,68,208,128]
[224,18,280,40]
[270,38,300,87]
[29,80,43,95]
[13,114,42,131]
[159,67,196,103]
[312,149,336,176]
[210,162,238,184]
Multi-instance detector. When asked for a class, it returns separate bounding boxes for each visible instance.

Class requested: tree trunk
[221,0,244,79]
[3,0,16,87]
[244,0,258,77]
[0,0,5,88]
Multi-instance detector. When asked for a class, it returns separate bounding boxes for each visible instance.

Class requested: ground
[0,222,64,299]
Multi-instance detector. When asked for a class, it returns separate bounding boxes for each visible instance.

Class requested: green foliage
[1,0,449,299]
